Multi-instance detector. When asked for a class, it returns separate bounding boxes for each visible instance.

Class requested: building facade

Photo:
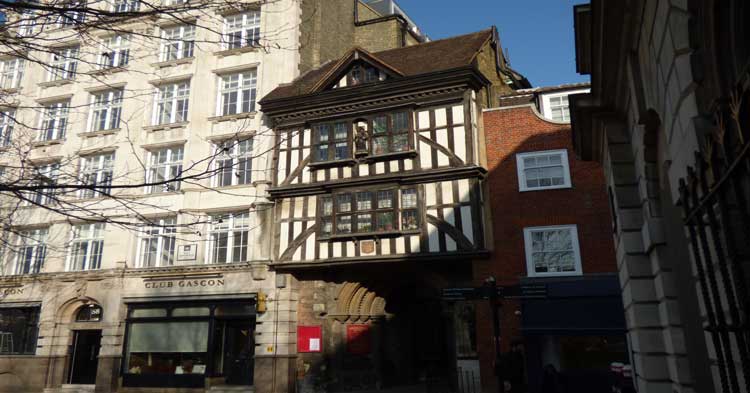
[571,1,750,393]
[259,28,528,393]
[478,84,627,393]
[0,1,426,392]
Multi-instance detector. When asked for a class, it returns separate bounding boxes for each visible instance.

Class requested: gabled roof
[309,47,405,92]
[261,28,496,102]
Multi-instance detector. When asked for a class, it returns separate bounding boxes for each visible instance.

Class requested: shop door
[223,321,254,385]
[68,330,101,384]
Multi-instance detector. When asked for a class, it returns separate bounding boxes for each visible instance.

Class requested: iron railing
[679,86,750,393]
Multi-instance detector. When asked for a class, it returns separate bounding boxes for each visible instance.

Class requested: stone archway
[332,282,387,323]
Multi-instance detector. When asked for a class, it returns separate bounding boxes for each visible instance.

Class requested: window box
[516,149,572,192]
[523,225,582,277]
[361,149,417,163]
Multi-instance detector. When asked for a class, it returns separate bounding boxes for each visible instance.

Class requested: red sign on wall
[346,324,371,355]
[297,325,322,353]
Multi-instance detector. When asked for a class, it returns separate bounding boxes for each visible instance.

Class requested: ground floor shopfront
[0,264,294,393]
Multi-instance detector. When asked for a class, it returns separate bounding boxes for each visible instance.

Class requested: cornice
[269,249,491,271]
[268,166,487,199]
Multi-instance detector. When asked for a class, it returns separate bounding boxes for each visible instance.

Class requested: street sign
[442,284,547,300]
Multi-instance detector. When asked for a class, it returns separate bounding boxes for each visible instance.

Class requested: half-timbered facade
[260,28,529,392]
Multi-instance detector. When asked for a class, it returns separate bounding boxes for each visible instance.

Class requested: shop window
[319,186,419,237]
[523,225,582,277]
[76,304,103,322]
[126,321,210,374]
[0,307,39,355]
[131,308,167,318]
[515,150,571,192]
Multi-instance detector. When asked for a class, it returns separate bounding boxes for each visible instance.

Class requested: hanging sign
[346,324,371,355]
[297,325,322,353]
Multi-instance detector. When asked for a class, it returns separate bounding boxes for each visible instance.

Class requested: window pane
[334,142,349,160]
[333,123,348,140]
[321,197,333,216]
[376,211,395,232]
[126,321,209,375]
[401,188,417,208]
[372,136,388,155]
[337,194,352,212]
[356,213,372,232]
[356,192,372,210]
[393,112,408,131]
[337,215,352,233]
[321,218,332,236]
[392,134,409,152]
[377,191,393,209]
[373,116,387,134]
[0,308,39,355]
[401,210,419,230]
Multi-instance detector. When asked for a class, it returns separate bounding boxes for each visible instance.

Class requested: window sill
[307,159,357,169]
[0,87,20,95]
[215,46,260,57]
[211,183,254,190]
[88,66,128,76]
[142,190,183,197]
[151,57,194,68]
[362,150,417,163]
[38,79,74,88]
[77,128,120,138]
[320,229,420,241]
[519,184,572,192]
[143,122,189,132]
[208,111,257,123]
[31,139,64,148]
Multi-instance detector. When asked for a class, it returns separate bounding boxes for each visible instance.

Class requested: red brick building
[476,84,628,393]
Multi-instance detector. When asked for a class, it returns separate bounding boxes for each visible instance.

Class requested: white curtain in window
[127,321,208,353]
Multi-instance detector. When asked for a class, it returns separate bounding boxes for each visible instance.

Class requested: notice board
[346,324,371,355]
[297,325,322,353]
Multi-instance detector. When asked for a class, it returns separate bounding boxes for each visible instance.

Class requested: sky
[396,0,590,88]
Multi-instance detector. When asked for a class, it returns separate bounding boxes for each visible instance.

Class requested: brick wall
[475,104,618,391]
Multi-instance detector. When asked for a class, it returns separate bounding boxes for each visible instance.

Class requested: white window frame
[67,223,105,271]
[0,110,15,147]
[17,9,37,36]
[222,11,261,50]
[145,146,183,193]
[58,0,85,28]
[212,139,253,187]
[523,224,583,277]
[24,163,60,206]
[539,89,589,122]
[113,0,139,12]
[48,47,78,81]
[515,149,572,192]
[217,70,257,116]
[89,89,123,132]
[98,35,130,69]
[160,24,195,62]
[79,153,115,199]
[206,212,250,264]
[153,81,190,125]
[13,227,48,275]
[136,217,177,268]
[39,100,69,141]
[0,58,24,90]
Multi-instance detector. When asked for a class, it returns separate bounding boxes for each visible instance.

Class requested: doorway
[68,330,102,384]
[221,321,255,385]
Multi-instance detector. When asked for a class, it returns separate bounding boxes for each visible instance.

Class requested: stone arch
[334,282,387,322]
[55,296,102,324]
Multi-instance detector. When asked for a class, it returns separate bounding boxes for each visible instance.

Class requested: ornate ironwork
[679,84,750,393]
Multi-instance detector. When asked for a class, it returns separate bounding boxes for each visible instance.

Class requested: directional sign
[442,284,548,301]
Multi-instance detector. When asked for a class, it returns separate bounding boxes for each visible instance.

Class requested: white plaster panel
[332,242,342,258]
[404,159,413,171]
[359,164,369,176]
[443,207,455,226]
[452,105,464,124]
[441,181,453,204]
[306,196,316,217]
[293,221,302,239]
[419,141,432,169]
[302,165,311,183]
[279,222,289,254]
[460,206,473,243]
[418,111,430,129]
[376,162,385,174]
[281,199,291,219]
[319,242,328,259]
[435,108,447,127]
[289,150,299,176]
[292,247,302,261]
[453,126,466,162]
[381,238,391,255]
[410,235,420,253]
[303,129,311,146]
[436,151,449,167]
[305,232,315,261]
[343,167,352,178]
[395,237,405,254]
[425,183,437,206]
[390,160,398,172]
[329,169,338,180]
[427,223,440,252]
[445,236,457,252]
[290,131,300,148]
[458,179,470,202]
[346,241,355,256]
[293,198,304,218]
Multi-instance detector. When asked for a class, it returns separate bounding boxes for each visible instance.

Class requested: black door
[223,321,254,385]
[68,330,101,384]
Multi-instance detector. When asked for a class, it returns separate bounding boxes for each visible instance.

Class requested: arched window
[75,304,102,322]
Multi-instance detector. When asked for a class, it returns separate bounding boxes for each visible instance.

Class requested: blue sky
[396,0,589,88]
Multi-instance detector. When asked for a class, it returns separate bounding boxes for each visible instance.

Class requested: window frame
[67,222,105,271]
[523,224,583,277]
[79,152,115,199]
[88,88,123,132]
[318,185,421,238]
[369,111,412,156]
[13,227,48,275]
[0,109,15,147]
[515,149,572,192]
[113,0,139,12]
[312,122,351,163]
[145,145,184,193]
[0,307,40,355]
[153,80,191,125]
[57,0,85,28]
[136,217,177,268]
[217,70,257,116]
[39,100,69,141]
[222,11,261,50]
[24,162,60,206]
[98,34,130,69]
[0,58,24,90]
[213,139,253,187]
[206,211,251,264]
[48,46,78,81]
[160,24,195,62]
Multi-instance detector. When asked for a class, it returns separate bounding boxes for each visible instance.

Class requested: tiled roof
[261,29,495,102]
